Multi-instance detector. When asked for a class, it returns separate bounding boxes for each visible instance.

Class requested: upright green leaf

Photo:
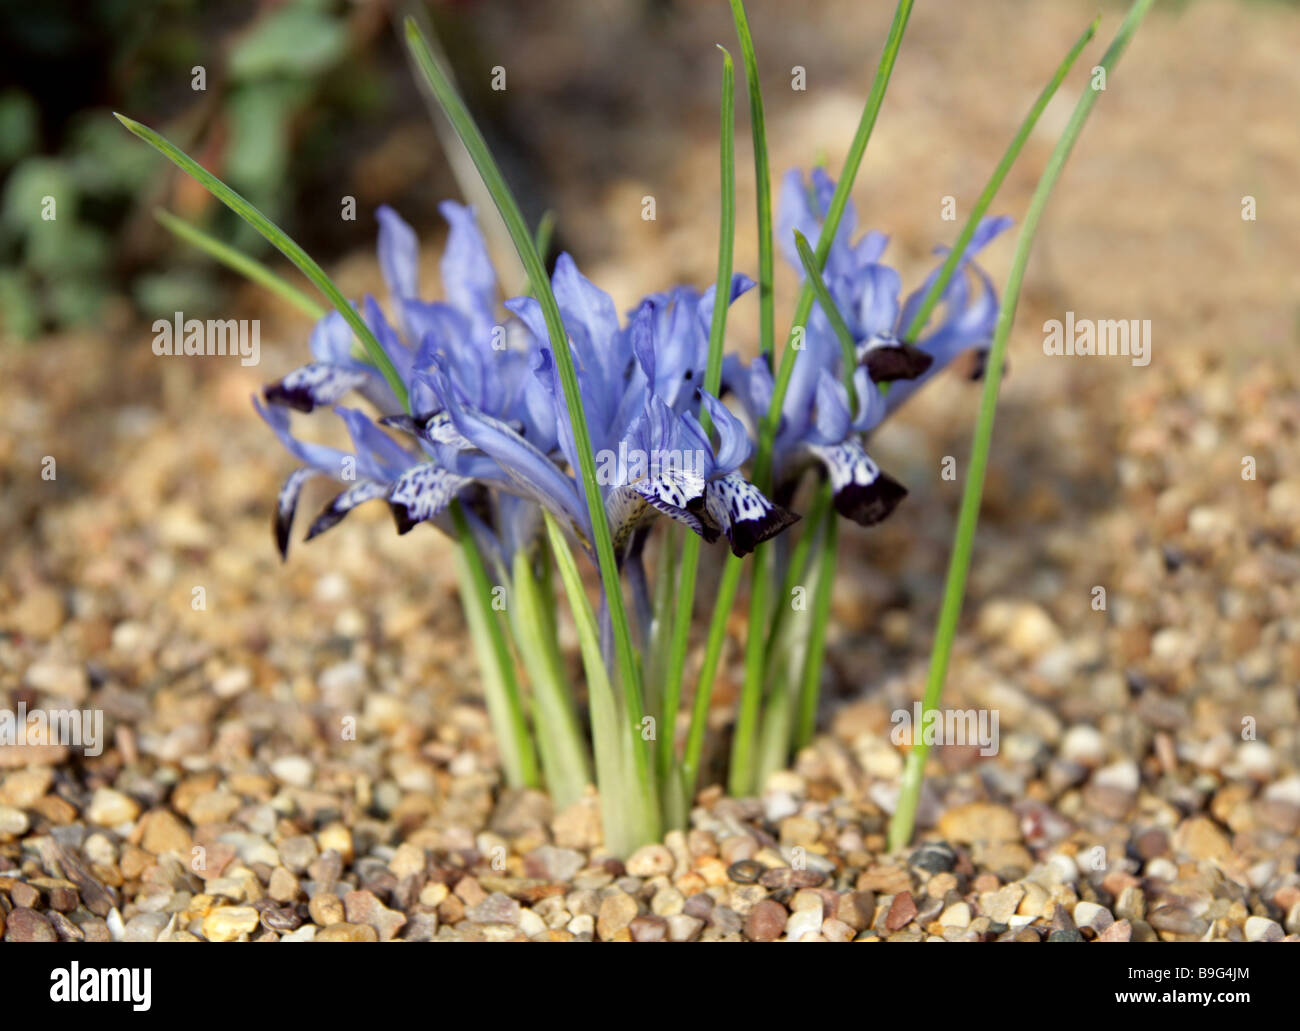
[402,24,655,838]
[889,0,1156,851]
[659,48,736,811]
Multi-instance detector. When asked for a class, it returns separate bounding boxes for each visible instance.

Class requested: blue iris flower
[724,167,1010,526]
[256,202,547,564]
[257,202,798,568]
[437,258,795,559]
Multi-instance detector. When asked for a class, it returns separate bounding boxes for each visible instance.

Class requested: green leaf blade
[888,0,1156,852]
[115,113,408,409]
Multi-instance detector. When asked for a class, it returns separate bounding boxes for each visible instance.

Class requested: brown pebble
[629,915,668,942]
[10,882,39,908]
[4,907,57,942]
[835,891,875,931]
[758,867,825,890]
[260,904,302,933]
[315,922,378,943]
[453,876,487,906]
[937,802,1020,844]
[308,893,344,926]
[307,849,343,888]
[727,859,765,884]
[81,918,111,943]
[1173,817,1230,862]
[1134,828,1168,860]
[1149,905,1207,937]
[1096,919,1133,942]
[437,894,466,924]
[47,910,83,941]
[343,889,407,941]
[744,899,788,941]
[687,830,719,858]
[267,867,300,903]
[47,886,78,912]
[857,865,912,894]
[683,893,713,920]
[31,794,77,824]
[886,891,919,931]
[596,892,639,940]
[120,845,152,881]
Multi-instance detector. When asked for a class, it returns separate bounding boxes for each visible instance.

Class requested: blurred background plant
[0,0,448,337]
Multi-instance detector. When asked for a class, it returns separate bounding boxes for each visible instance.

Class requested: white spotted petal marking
[807,440,907,527]
[703,472,799,557]
[387,463,468,534]
[265,362,370,412]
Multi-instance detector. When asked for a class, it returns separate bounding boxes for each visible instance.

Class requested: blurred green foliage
[0,0,385,339]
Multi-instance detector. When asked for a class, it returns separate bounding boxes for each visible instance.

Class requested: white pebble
[270,756,315,788]
[1073,901,1113,931]
[784,908,822,941]
[212,667,252,699]
[1264,775,1300,808]
[1235,741,1276,780]
[518,908,547,938]
[1244,916,1282,942]
[1093,759,1139,794]
[1060,725,1105,766]
[0,805,29,836]
[1046,853,1079,884]
[762,791,800,823]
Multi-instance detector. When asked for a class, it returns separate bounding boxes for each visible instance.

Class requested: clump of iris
[121,0,1155,856]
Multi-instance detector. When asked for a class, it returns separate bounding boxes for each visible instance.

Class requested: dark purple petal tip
[833,468,908,527]
[862,342,934,383]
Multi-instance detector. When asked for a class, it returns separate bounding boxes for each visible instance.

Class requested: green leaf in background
[404,18,660,848]
[115,112,409,407]
[452,504,540,791]
[0,269,42,338]
[0,89,39,167]
[132,269,232,323]
[229,4,349,80]
[659,46,736,814]
[66,115,155,196]
[2,157,75,236]
[153,208,326,320]
[48,278,111,328]
[26,221,110,277]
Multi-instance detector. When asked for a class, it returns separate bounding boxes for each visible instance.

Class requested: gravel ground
[1,0,1297,941]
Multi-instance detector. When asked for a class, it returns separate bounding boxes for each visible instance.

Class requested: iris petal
[305,480,390,541]
[376,205,420,303]
[808,440,908,526]
[703,472,800,557]
[274,467,319,559]
[387,463,468,535]
[264,362,369,413]
[438,200,498,340]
